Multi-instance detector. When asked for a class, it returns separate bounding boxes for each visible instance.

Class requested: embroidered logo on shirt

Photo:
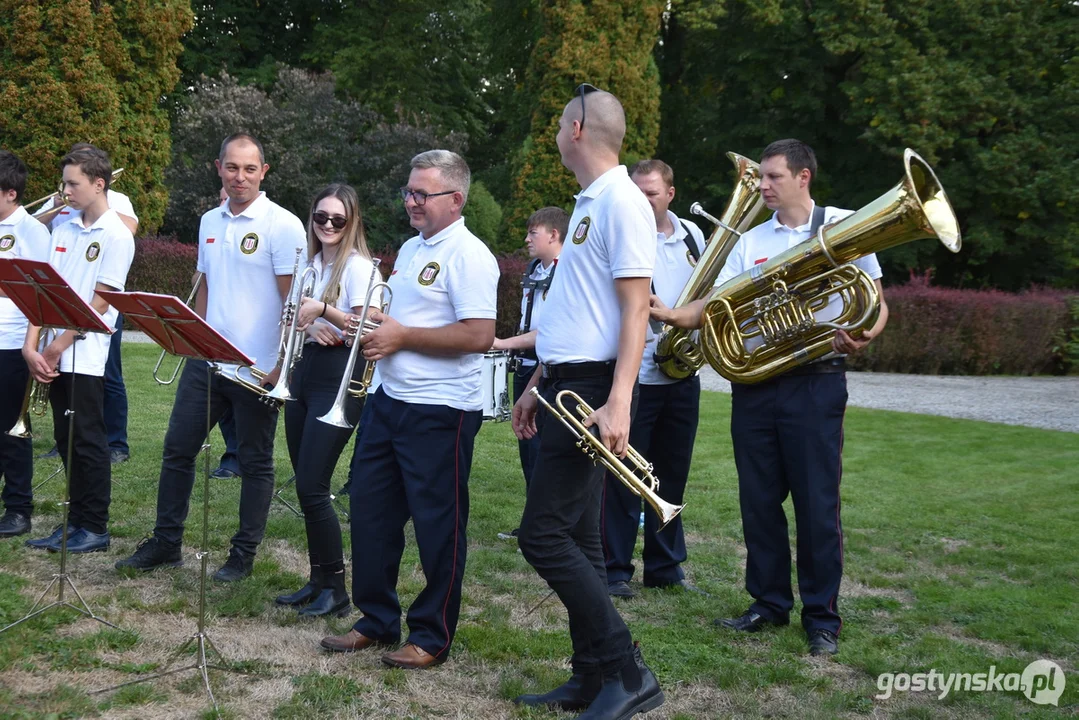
[85,242,101,262]
[0,235,14,252]
[418,261,441,286]
[754,257,768,265]
[572,217,591,245]
[240,232,259,255]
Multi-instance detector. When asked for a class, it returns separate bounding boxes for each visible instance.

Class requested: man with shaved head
[511,85,665,719]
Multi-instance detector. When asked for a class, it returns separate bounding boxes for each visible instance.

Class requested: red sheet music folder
[0,258,111,334]
[96,291,253,366]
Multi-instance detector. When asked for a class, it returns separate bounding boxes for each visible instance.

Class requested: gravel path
[125,331,1079,433]
[699,366,1079,434]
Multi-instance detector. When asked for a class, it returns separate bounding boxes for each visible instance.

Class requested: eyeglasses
[575,83,600,130]
[312,211,347,229]
[400,188,456,206]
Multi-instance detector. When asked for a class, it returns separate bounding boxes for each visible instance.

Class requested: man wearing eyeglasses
[319,150,499,671]
[116,133,306,581]
[511,85,665,719]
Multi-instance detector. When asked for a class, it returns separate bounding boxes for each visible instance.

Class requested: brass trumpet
[653,153,766,380]
[318,260,392,428]
[27,168,125,226]
[153,272,203,385]
[529,387,685,529]
[700,148,961,383]
[7,332,54,439]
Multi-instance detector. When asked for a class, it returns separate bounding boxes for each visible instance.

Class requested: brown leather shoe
[320,629,379,653]
[380,643,445,669]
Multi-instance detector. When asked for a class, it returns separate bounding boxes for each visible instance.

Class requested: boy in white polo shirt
[511,87,664,719]
[319,150,498,670]
[0,150,53,539]
[22,146,134,554]
[116,133,306,581]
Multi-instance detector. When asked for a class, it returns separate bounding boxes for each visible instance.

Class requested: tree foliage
[0,0,192,232]
[659,0,1079,290]
[164,68,467,250]
[502,0,666,241]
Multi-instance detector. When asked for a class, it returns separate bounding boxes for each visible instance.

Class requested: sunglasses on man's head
[312,211,347,229]
[575,83,600,130]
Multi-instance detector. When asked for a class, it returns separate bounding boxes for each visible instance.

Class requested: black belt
[541,360,615,380]
[785,357,846,377]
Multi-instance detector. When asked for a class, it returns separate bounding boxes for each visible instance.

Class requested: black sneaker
[0,512,31,538]
[110,450,130,464]
[212,547,253,582]
[37,445,59,460]
[115,536,183,571]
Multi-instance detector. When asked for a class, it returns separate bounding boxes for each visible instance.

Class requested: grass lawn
[0,343,1076,719]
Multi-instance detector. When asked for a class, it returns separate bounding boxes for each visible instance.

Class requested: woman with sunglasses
[275,183,377,617]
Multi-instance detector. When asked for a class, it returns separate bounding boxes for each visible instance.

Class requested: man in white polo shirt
[652,139,889,657]
[491,205,568,540]
[116,133,306,581]
[0,150,53,539]
[319,150,498,670]
[22,145,134,554]
[601,158,707,599]
[510,86,664,719]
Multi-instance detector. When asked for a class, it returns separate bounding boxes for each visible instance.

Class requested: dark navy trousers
[103,313,128,454]
[730,370,847,636]
[348,387,481,659]
[601,376,700,586]
[512,365,542,490]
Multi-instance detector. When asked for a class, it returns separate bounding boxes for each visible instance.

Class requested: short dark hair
[60,145,113,192]
[628,158,674,187]
[219,133,266,165]
[0,150,29,203]
[527,206,570,243]
[761,139,818,186]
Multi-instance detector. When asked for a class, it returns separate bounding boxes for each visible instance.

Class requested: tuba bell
[653,152,767,380]
[700,148,961,384]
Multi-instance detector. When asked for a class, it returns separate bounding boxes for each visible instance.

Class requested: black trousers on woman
[284,343,364,573]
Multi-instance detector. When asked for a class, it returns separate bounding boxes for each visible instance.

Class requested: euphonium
[653,152,767,379]
[700,148,961,384]
[318,260,392,429]
[529,387,685,529]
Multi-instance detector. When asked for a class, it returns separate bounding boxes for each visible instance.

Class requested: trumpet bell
[316,403,352,429]
[6,414,31,439]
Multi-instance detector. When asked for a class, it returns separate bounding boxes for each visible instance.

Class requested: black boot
[576,642,664,719]
[298,569,350,618]
[513,671,602,712]
[277,565,322,606]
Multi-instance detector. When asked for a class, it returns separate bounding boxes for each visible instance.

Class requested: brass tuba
[318,260,393,429]
[653,152,767,379]
[700,148,961,384]
[529,388,685,529]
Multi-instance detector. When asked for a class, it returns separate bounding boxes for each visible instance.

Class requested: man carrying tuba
[651,139,889,657]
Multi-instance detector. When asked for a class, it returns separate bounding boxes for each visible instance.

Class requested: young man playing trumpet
[511,86,664,719]
[651,139,889,656]
[0,150,53,539]
[22,145,135,553]
[116,133,306,581]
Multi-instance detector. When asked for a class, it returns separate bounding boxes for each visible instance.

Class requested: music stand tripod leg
[1,337,120,634]
[94,362,249,715]
[272,474,303,518]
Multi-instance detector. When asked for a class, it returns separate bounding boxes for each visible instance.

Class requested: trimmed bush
[126,235,198,299]
[848,275,1078,376]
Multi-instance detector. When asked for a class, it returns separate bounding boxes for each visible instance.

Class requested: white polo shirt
[197,192,306,372]
[640,212,706,386]
[43,190,138,231]
[537,166,656,364]
[0,206,53,350]
[378,217,499,411]
[49,209,135,375]
[304,250,378,343]
[516,255,559,369]
[714,202,882,354]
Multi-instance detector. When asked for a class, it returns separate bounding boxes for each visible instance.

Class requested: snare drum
[481,351,511,422]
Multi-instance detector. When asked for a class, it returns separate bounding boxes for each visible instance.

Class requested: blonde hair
[307,183,371,307]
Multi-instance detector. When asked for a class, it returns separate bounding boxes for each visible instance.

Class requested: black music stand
[93,290,256,714]
[0,259,117,634]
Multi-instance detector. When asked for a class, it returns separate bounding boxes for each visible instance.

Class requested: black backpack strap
[520,258,547,334]
[679,221,701,262]
[809,204,827,236]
